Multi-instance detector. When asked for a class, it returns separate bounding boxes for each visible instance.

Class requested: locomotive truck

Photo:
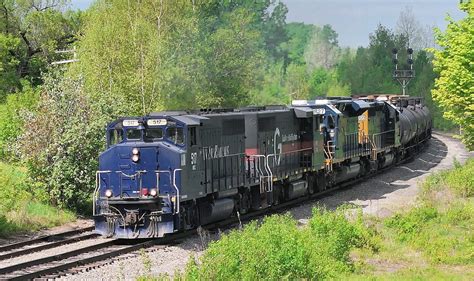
[93,95,431,239]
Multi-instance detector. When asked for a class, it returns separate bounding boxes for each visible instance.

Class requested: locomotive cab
[94,115,191,238]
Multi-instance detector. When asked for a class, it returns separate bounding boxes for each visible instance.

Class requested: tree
[75,0,267,114]
[282,22,314,66]
[396,6,434,51]
[337,25,406,94]
[0,0,82,98]
[431,2,474,149]
[304,24,340,71]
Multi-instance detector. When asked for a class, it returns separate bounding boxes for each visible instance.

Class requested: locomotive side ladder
[324,140,335,173]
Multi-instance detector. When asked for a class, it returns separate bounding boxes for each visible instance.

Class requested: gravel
[4,133,472,280]
[289,133,473,220]
[0,236,113,268]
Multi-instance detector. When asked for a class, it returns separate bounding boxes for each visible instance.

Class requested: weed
[140,249,152,275]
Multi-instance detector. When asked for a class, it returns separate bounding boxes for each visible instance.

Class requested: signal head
[407,48,413,55]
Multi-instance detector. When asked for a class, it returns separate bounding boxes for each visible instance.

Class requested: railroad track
[0,227,96,261]
[0,138,432,280]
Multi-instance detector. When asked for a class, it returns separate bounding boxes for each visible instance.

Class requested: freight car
[93,95,431,239]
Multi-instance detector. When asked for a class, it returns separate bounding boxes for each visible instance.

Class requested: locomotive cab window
[189,127,197,146]
[167,127,184,145]
[126,129,142,140]
[109,129,124,146]
[145,128,163,141]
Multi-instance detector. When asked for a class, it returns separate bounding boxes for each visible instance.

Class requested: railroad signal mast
[392,48,414,96]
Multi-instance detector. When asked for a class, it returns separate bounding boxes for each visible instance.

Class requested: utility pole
[392,48,415,96]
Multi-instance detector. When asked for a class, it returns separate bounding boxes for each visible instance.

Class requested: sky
[70,0,465,48]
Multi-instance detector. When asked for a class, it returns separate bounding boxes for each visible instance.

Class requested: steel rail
[0,233,99,261]
[0,226,95,253]
[1,232,191,280]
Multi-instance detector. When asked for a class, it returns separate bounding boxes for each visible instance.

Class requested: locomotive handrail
[115,170,147,177]
[247,154,272,193]
[93,170,112,216]
[371,130,395,150]
[173,169,182,214]
[155,169,182,215]
[265,154,274,192]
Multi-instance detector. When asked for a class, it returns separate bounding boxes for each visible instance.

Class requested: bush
[183,208,378,280]
[0,82,39,159]
[18,71,104,212]
[0,161,74,237]
[385,159,474,265]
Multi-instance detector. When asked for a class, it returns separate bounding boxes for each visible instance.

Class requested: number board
[123,120,139,127]
[314,108,326,115]
[147,119,167,126]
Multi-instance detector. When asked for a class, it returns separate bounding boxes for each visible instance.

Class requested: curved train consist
[93,95,431,239]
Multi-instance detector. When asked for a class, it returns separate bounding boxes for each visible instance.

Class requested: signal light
[407,48,413,54]
[407,58,414,65]
[392,48,398,54]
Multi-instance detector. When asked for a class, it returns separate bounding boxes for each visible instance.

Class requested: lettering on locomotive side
[282,133,299,142]
[272,127,301,166]
[202,145,230,160]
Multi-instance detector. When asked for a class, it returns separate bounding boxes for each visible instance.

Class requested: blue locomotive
[93,95,431,239]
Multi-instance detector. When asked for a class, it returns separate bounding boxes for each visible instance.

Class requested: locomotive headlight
[132,154,139,162]
[150,188,158,197]
[329,129,335,138]
[132,147,139,155]
[105,189,113,198]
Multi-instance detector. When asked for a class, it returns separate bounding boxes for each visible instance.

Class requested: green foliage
[283,22,314,65]
[338,25,406,95]
[431,2,474,149]
[18,70,102,211]
[0,0,83,95]
[304,24,340,71]
[249,63,288,105]
[0,81,39,159]
[0,161,74,237]
[183,208,377,280]
[75,0,278,113]
[0,34,22,98]
[385,159,474,265]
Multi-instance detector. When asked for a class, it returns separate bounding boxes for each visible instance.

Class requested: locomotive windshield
[145,128,163,141]
[126,129,141,140]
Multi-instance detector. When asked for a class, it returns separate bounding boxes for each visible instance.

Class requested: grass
[347,158,474,280]
[138,158,474,280]
[0,161,75,237]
